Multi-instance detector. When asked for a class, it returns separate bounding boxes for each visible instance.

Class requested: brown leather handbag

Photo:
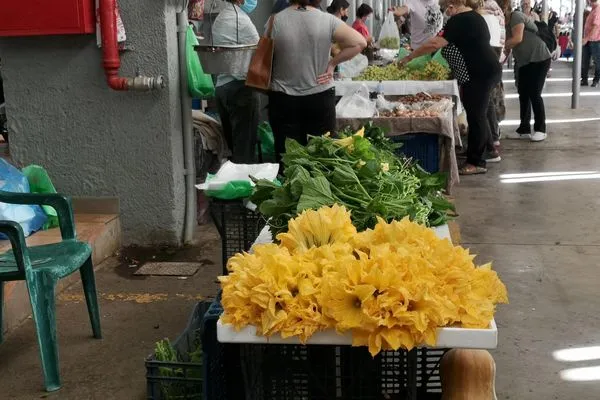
[246,16,275,90]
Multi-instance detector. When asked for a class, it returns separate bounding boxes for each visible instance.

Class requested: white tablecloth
[334,80,463,115]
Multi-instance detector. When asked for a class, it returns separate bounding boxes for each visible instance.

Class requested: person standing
[521,0,540,21]
[327,0,350,20]
[391,0,444,49]
[399,0,501,174]
[352,4,374,43]
[269,0,366,161]
[502,0,551,142]
[582,0,600,87]
[212,0,260,163]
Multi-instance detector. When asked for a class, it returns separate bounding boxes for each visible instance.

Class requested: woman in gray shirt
[502,1,551,142]
[268,0,366,162]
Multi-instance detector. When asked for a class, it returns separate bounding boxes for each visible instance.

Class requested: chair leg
[80,257,102,339]
[26,274,61,392]
[0,281,4,344]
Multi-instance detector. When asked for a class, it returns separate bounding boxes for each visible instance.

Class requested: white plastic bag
[336,84,376,118]
[377,12,400,49]
[338,54,369,79]
[375,94,404,113]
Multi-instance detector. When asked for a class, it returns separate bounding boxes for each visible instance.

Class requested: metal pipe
[177,11,197,243]
[99,0,164,91]
[572,0,584,108]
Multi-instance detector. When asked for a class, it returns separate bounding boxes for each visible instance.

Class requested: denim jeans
[582,41,600,83]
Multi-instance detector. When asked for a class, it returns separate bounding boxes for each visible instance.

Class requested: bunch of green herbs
[251,129,454,237]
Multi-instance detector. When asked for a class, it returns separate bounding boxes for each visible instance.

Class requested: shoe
[593,81,599,88]
[530,131,547,142]
[505,132,531,140]
[581,79,589,86]
[485,153,502,163]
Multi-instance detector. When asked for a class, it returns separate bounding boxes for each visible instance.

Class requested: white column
[572,0,584,108]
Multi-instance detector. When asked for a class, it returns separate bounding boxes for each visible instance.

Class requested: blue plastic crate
[389,133,441,174]
[202,295,246,400]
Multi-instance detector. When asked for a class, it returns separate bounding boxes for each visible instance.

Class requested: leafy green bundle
[251,126,455,238]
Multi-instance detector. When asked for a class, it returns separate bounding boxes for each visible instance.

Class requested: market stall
[336,93,459,192]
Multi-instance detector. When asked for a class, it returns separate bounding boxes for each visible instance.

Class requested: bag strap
[265,16,275,38]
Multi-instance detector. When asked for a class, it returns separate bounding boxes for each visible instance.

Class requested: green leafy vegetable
[251,127,454,238]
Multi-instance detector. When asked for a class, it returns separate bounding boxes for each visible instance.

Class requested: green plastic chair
[0,191,102,392]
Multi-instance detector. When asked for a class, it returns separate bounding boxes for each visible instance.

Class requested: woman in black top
[398,0,501,175]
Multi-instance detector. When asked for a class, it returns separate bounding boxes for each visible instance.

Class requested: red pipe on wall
[99,0,128,90]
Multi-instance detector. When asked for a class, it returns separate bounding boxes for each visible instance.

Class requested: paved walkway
[455,60,600,399]
[2,60,600,399]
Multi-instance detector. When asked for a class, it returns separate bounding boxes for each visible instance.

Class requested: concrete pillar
[572,0,585,108]
[0,1,186,246]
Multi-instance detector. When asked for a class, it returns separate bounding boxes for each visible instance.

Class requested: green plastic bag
[397,47,411,60]
[257,122,276,162]
[406,54,432,70]
[206,180,254,200]
[432,50,449,69]
[186,25,214,98]
[21,165,59,229]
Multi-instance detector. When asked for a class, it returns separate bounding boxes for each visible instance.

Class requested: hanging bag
[246,16,275,90]
[186,25,215,98]
[377,11,400,49]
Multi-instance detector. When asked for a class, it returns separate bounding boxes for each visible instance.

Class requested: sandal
[459,164,487,175]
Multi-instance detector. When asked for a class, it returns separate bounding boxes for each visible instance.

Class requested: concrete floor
[456,60,600,399]
[0,226,222,399]
[2,60,600,399]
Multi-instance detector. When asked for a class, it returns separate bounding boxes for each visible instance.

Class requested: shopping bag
[0,159,47,237]
[397,47,411,60]
[257,122,276,162]
[335,84,376,118]
[377,11,400,49]
[432,49,449,69]
[197,161,279,200]
[186,25,215,98]
[246,17,275,90]
[338,54,369,79]
[22,165,59,229]
[406,54,431,70]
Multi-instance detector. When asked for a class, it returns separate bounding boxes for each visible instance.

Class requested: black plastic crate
[389,133,441,174]
[241,344,446,400]
[205,298,446,400]
[209,199,267,274]
[146,301,212,400]
[202,295,246,400]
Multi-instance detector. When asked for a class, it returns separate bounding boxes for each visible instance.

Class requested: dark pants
[462,78,498,167]
[215,80,260,164]
[268,88,336,162]
[582,41,600,83]
[517,59,551,134]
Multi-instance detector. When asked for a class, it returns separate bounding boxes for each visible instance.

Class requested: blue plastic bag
[0,159,47,238]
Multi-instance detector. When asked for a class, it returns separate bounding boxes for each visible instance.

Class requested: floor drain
[133,262,202,276]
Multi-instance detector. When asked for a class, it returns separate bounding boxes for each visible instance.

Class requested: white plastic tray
[218,222,499,349]
[217,319,497,349]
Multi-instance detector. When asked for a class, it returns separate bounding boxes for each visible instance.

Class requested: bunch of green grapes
[420,61,450,81]
[354,61,450,81]
[379,37,400,49]
[355,64,407,81]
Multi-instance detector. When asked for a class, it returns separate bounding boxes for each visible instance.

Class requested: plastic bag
[335,84,376,118]
[0,159,47,237]
[377,12,400,49]
[432,50,449,69]
[375,94,404,113]
[406,54,431,70]
[196,161,279,200]
[186,25,214,98]
[257,122,276,163]
[397,47,411,60]
[22,165,59,229]
[338,54,369,79]
[379,49,399,63]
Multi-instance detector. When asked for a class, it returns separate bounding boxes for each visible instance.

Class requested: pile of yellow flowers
[219,205,508,356]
